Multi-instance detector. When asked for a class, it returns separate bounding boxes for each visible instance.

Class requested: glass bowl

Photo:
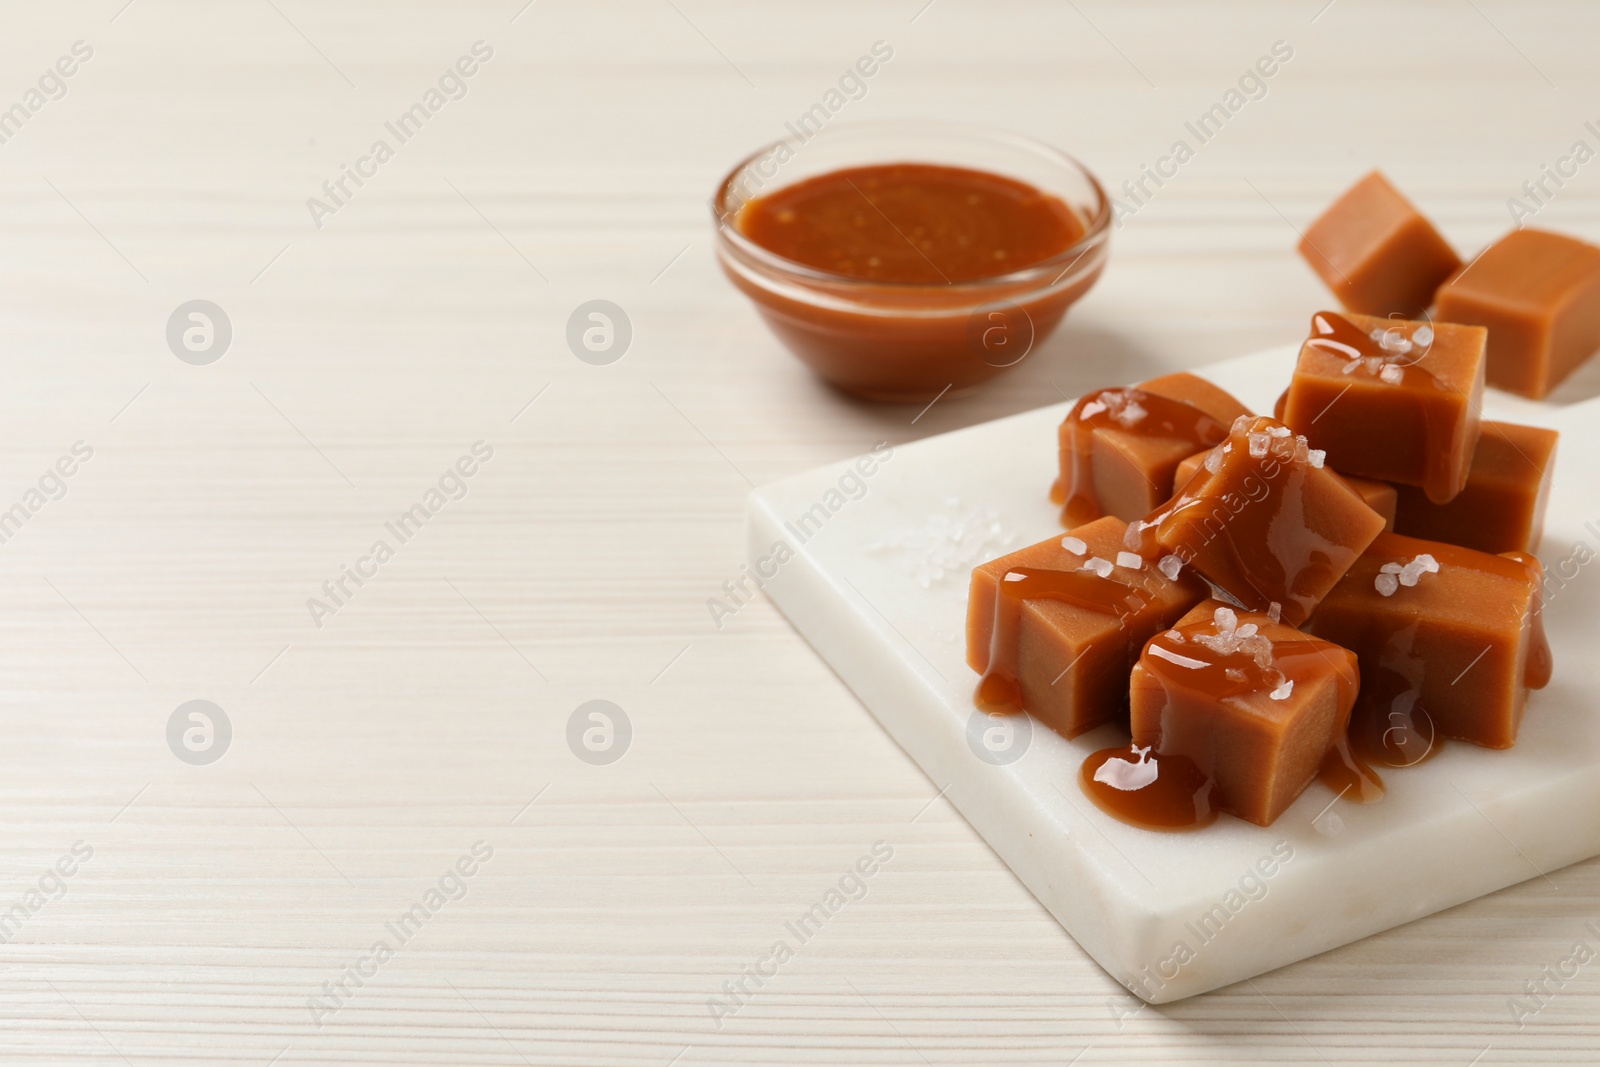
[712,121,1112,402]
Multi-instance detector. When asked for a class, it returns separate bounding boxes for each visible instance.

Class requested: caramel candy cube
[967,516,1208,739]
[1130,601,1359,827]
[1173,449,1395,530]
[1057,372,1251,527]
[1393,421,1558,554]
[1282,311,1486,502]
[1298,171,1462,318]
[1143,415,1386,627]
[1435,228,1600,398]
[1306,532,1551,749]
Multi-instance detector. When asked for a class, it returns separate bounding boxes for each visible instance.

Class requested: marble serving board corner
[748,345,1600,1003]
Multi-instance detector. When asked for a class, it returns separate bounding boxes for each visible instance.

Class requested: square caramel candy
[966,516,1208,740]
[1142,415,1386,627]
[1298,171,1461,318]
[1306,532,1551,749]
[1129,601,1359,827]
[1435,228,1600,398]
[1056,372,1250,527]
[1393,421,1558,554]
[1281,311,1486,503]
[1173,449,1396,530]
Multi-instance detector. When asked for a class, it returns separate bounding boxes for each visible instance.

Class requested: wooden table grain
[1,0,1597,1062]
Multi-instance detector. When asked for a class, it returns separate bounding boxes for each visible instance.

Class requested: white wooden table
[2,1,1597,1062]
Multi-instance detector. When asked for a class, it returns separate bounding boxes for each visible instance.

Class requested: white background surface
[2,1,1598,1063]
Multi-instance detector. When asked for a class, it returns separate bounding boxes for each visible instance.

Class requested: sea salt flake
[1093,746,1159,791]
[1231,415,1253,433]
[1061,536,1087,555]
[1379,364,1404,385]
[1269,425,1292,438]
[1204,447,1223,473]
[1004,571,1027,582]
[1242,634,1276,670]
[1248,433,1269,458]
[1164,629,1185,642]
[1116,551,1144,570]
[1235,623,1259,639]
[1270,679,1295,701]
[1157,554,1184,580]
[1082,556,1114,578]
[1375,572,1400,597]
[1307,449,1326,468]
[1213,606,1238,633]
[1116,400,1148,426]
[1413,324,1434,347]
[1226,667,1247,683]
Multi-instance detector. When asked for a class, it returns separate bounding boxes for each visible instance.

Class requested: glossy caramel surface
[739,163,1085,284]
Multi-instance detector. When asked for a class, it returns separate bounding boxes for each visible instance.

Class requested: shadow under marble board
[747,344,1600,1003]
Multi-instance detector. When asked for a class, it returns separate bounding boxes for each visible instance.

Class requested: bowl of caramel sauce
[713,122,1111,402]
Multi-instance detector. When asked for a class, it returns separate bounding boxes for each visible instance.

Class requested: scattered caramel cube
[1298,171,1461,318]
[1393,421,1559,554]
[1282,311,1486,503]
[1435,228,1600,398]
[1129,600,1359,827]
[1142,415,1385,627]
[967,516,1208,739]
[1306,532,1551,749]
[1057,372,1250,527]
[1173,449,1395,530]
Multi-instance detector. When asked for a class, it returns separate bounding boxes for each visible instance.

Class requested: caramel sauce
[1059,388,1230,527]
[1318,738,1386,802]
[1080,744,1218,831]
[975,565,1143,718]
[1128,415,1338,625]
[1305,311,1460,504]
[1504,549,1553,689]
[738,162,1085,284]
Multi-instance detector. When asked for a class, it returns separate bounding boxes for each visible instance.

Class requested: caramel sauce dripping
[1080,744,1218,832]
[1059,388,1229,527]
